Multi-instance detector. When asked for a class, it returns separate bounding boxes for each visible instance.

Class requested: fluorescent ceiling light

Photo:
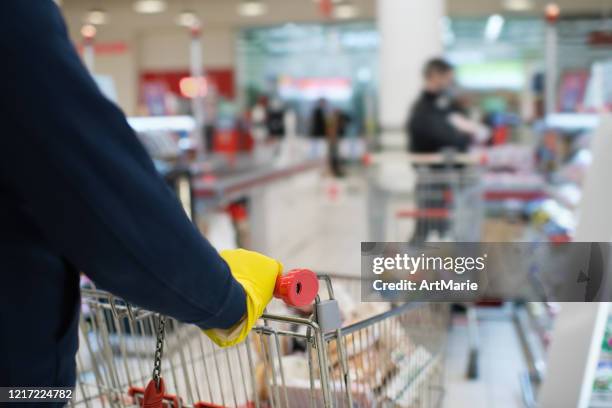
[237,1,268,17]
[133,0,167,14]
[334,4,359,19]
[176,10,199,27]
[85,9,109,25]
[312,0,343,4]
[484,14,504,42]
[503,0,533,11]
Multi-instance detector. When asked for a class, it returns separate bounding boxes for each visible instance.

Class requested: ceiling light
[80,24,97,39]
[311,0,343,4]
[179,77,208,99]
[484,14,505,42]
[237,1,268,17]
[85,9,109,25]
[503,0,533,11]
[334,4,359,19]
[133,0,167,14]
[176,10,200,27]
[545,3,561,22]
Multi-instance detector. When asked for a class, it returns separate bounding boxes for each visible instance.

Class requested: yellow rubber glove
[204,249,283,347]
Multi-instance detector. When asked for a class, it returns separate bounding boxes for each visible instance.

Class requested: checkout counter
[191,154,325,259]
[128,115,326,261]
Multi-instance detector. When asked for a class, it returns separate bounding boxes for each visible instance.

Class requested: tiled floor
[444,306,527,408]
[286,175,527,407]
[285,177,367,276]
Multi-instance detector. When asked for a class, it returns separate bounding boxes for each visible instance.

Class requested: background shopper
[406,58,489,242]
[407,58,487,153]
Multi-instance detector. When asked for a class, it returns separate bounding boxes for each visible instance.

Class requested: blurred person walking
[251,95,269,143]
[327,108,351,177]
[309,98,347,178]
[310,97,329,139]
[266,97,286,139]
[309,98,330,168]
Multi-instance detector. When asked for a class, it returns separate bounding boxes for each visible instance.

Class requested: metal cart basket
[398,155,483,243]
[367,151,483,243]
[72,274,449,408]
[367,152,483,380]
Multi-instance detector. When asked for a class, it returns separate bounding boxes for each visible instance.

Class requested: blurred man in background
[310,98,329,139]
[406,58,488,242]
[408,58,487,153]
[309,98,344,177]
[266,97,286,139]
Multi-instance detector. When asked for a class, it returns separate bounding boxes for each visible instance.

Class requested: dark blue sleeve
[0,1,245,330]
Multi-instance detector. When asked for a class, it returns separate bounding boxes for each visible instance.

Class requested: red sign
[76,41,129,55]
[140,69,235,100]
[588,31,612,46]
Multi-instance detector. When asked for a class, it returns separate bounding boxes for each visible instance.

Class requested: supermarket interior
[7,0,612,407]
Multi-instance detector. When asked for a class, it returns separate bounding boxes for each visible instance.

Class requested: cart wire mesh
[73,275,449,408]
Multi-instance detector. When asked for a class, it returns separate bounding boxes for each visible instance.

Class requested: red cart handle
[273,269,319,307]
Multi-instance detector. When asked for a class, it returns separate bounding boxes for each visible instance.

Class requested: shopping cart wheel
[274,269,319,307]
[467,349,479,379]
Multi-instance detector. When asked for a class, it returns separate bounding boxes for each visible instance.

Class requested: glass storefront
[237,22,379,135]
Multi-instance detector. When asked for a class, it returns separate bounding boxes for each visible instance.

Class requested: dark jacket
[0,1,245,390]
[310,106,327,138]
[407,91,471,153]
[266,108,285,138]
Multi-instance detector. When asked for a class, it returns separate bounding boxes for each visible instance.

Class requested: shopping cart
[72,273,449,408]
[366,151,483,243]
[367,151,483,380]
[394,152,483,243]
[397,152,483,379]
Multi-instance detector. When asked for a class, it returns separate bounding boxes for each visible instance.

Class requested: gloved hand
[204,248,283,347]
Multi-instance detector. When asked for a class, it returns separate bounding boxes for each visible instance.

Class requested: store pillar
[377,0,445,149]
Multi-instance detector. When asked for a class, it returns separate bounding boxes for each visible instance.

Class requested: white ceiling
[59,0,612,40]
[448,0,612,16]
[61,0,376,32]
[61,0,612,21]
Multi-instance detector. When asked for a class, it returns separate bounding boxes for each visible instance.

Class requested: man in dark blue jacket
[0,0,281,393]
[408,58,471,154]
